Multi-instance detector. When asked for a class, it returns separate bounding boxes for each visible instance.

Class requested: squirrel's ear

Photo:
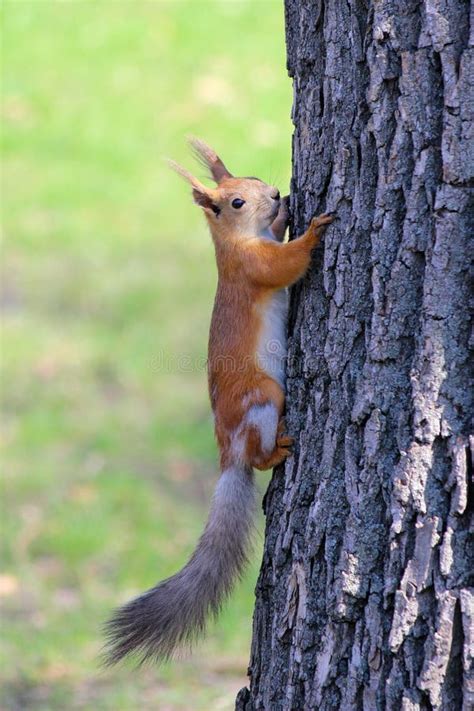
[192,187,220,215]
[188,137,233,183]
[168,159,220,215]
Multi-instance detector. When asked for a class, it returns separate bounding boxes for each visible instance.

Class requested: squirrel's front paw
[310,212,335,230]
[306,212,335,244]
[276,195,290,225]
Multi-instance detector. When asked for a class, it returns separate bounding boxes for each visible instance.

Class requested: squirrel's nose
[272,190,280,201]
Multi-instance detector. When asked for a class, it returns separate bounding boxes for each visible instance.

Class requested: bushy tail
[104,464,256,665]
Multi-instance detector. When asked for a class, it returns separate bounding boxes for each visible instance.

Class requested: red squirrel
[105,139,334,664]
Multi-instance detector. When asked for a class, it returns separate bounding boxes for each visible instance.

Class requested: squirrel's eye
[231,198,245,209]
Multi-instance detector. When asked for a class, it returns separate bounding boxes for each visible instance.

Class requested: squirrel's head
[169,138,281,238]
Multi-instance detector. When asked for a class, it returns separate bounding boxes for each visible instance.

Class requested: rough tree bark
[237,1,472,710]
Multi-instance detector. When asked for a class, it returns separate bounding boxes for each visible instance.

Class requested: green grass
[1,1,292,709]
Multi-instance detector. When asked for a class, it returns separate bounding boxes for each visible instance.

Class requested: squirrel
[104,138,334,664]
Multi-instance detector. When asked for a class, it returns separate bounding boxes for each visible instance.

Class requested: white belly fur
[256,289,288,389]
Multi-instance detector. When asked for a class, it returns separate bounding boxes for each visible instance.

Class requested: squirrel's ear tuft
[167,159,201,187]
[188,137,233,184]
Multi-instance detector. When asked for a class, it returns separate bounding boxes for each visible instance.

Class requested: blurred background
[1,2,292,709]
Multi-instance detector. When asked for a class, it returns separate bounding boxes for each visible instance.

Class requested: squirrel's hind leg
[244,405,293,471]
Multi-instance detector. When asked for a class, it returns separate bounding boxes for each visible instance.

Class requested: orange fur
[171,140,334,472]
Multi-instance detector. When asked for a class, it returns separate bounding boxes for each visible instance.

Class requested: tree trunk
[237,1,473,709]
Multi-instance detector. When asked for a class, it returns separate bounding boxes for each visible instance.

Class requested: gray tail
[104,464,256,665]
